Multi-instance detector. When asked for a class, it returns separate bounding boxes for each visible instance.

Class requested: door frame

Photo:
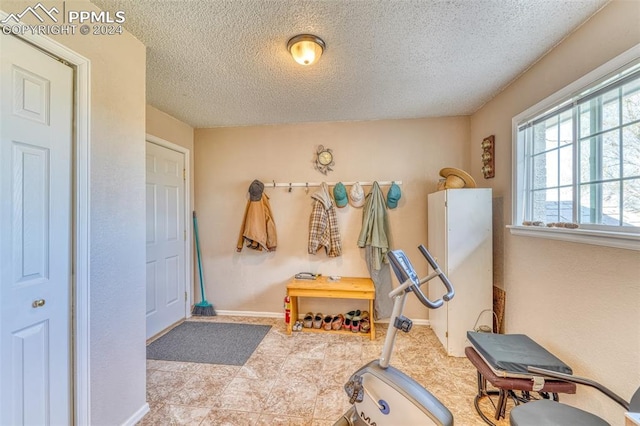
[1,11,91,425]
[146,134,193,319]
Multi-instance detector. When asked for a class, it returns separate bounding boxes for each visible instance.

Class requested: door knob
[32,299,46,308]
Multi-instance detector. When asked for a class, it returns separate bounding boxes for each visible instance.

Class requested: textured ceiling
[91,0,608,128]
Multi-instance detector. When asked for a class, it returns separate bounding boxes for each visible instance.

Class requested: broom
[192,211,216,316]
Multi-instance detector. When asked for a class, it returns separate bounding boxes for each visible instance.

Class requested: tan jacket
[237,194,277,252]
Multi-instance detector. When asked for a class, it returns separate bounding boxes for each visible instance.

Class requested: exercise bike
[334,245,455,426]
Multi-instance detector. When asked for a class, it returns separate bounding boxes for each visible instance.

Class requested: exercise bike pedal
[344,374,364,404]
[394,315,413,333]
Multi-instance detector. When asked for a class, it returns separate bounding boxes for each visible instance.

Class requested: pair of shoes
[331,314,344,330]
[344,309,361,331]
[350,310,362,333]
[313,313,323,329]
[323,315,333,331]
[303,312,313,328]
[292,321,303,331]
[359,311,370,333]
[340,310,366,332]
[343,317,351,330]
[345,310,361,321]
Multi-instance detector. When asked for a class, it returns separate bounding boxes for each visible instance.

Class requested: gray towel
[365,246,393,320]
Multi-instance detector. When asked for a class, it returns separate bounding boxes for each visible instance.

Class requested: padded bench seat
[467,332,573,377]
[465,332,577,424]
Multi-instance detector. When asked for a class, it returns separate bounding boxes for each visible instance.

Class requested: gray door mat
[146,321,271,366]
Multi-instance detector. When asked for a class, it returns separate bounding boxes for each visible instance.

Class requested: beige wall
[470,1,640,424]
[147,105,195,152]
[146,104,195,211]
[1,1,147,424]
[195,117,470,320]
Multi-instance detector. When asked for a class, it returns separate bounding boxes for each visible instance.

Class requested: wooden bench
[286,275,376,340]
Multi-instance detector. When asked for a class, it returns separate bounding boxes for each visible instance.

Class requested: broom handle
[193,211,207,303]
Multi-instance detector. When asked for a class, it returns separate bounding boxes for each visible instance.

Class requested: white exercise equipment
[334,245,455,426]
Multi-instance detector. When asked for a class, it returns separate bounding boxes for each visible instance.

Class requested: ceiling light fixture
[287,34,325,66]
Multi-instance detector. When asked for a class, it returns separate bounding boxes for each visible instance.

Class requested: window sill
[507,225,640,251]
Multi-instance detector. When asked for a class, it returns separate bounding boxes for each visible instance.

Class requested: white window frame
[510,43,640,251]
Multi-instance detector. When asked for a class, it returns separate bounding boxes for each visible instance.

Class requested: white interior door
[146,141,186,338]
[0,34,73,425]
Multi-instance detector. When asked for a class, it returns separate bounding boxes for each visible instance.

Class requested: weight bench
[465,332,577,425]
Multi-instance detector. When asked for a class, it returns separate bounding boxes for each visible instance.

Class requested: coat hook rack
[263,180,402,189]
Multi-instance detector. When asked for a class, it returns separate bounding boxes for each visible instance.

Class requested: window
[512,46,640,250]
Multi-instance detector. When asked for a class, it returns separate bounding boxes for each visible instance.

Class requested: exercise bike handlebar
[411,282,444,309]
[417,245,455,302]
[387,246,455,310]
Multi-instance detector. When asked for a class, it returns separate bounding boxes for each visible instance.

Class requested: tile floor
[140,316,512,425]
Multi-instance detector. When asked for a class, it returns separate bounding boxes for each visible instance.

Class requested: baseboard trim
[214,310,430,326]
[121,402,149,426]
[215,310,283,318]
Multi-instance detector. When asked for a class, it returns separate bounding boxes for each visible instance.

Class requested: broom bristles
[192,301,216,316]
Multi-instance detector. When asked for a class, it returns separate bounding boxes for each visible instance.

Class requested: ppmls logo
[2,2,126,36]
[1,2,59,24]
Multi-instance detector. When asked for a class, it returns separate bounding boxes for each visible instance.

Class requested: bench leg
[368,298,375,340]
[472,370,503,426]
[496,390,508,420]
[287,295,298,335]
[474,391,500,426]
[477,371,486,396]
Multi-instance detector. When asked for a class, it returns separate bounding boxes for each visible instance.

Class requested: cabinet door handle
[32,299,46,308]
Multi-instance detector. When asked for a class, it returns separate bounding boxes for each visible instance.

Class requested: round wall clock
[315,145,334,175]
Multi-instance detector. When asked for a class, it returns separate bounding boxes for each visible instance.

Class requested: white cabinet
[427,189,493,357]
